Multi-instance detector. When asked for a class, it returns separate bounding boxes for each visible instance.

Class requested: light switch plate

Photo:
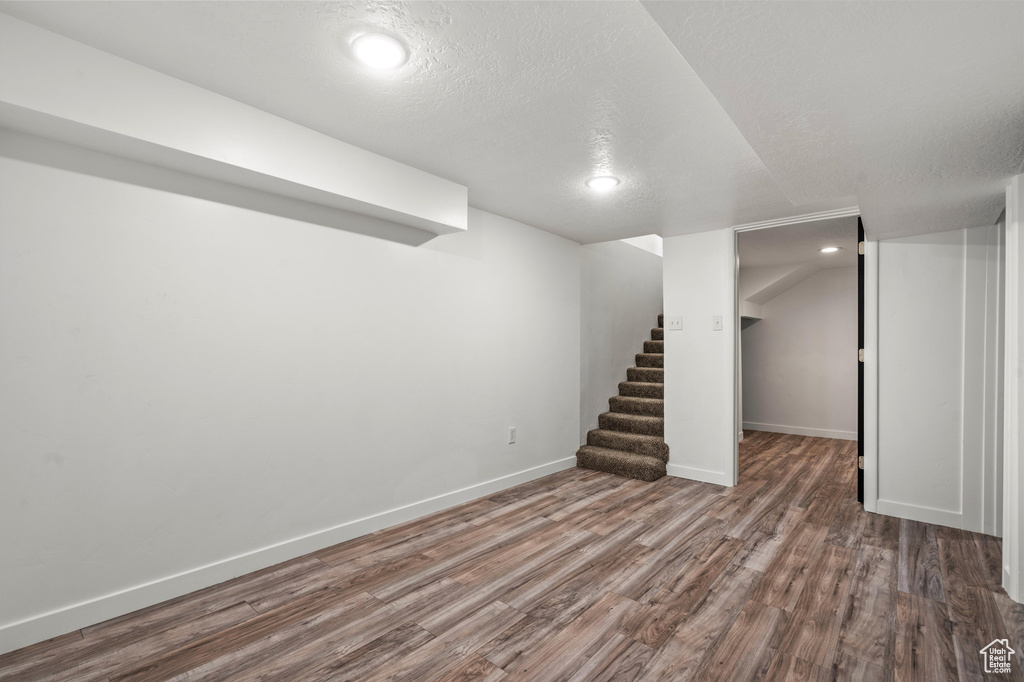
[713,315,723,331]
[667,316,683,331]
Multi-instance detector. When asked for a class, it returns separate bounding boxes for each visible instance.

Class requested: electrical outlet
[508,426,516,444]
[713,315,723,331]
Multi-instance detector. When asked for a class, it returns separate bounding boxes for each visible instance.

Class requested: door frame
[731,207,876,504]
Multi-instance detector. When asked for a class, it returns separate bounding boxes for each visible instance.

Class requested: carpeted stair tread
[618,381,664,399]
[576,312,668,481]
[576,446,666,482]
[609,395,664,417]
[635,353,664,368]
[586,429,669,462]
[627,367,664,383]
[598,412,664,437]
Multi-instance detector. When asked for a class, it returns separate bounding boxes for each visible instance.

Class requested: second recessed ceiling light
[586,176,620,191]
[352,33,409,70]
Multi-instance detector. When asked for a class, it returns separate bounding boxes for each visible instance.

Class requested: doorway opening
[733,216,863,499]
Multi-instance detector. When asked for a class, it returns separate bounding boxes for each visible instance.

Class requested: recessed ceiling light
[351,33,408,70]
[820,246,840,253]
[586,176,620,191]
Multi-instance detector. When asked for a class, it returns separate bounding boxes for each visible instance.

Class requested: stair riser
[618,382,664,399]
[598,413,664,437]
[651,328,663,341]
[576,449,666,482]
[643,340,664,353]
[609,396,664,417]
[658,314,664,328]
[635,353,664,368]
[627,367,664,383]
[587,430,669,462]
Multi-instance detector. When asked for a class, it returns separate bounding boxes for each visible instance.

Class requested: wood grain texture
[2,431,1017,682]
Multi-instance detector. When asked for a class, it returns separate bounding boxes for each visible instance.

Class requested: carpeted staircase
[576,314,668,481]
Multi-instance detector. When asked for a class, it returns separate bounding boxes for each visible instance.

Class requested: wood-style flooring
[3,431,1022,681]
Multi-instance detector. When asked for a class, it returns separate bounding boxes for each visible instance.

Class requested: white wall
[1003,173,1023,602]
[741,267,858,440]
[877,224,1003,532]
[662,229,736,486]
[0,151,582,652]
[580,241,663,443]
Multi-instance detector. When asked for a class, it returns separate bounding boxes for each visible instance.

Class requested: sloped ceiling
[1,1,1021,243]
[738,216,858,307]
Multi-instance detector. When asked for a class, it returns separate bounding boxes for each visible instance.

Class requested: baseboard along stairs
[576,314,668,481]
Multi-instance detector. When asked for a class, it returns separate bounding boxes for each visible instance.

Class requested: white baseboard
[666,463,733,487]
[0,456,577,655]
[742,421,857,441]
[875,499,963,530]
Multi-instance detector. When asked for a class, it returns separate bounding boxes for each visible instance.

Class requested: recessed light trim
[351,32,408,70]
[819,246,840,253]
[586,176,620,191]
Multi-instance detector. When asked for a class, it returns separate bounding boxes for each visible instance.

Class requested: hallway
[2,432,1021,681]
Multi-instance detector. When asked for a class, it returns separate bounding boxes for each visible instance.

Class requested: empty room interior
[1,2,1022,681]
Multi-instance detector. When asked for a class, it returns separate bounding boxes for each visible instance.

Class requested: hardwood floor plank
[893,592,958,682]
[827,495,868,549]
[440,653,508,682]
[853,544,898,590]
[833,652,886,682]
[940,539,996,589]
[445,523,590,586]
[6,432,1013,682]
[290,622,435,682]
[46,602,259,682]
[635,565,762,682]
[860,512,901,551]
[503,592,637,682]
[565,634,653,682]
[612,516,726,601]
[731,504,805,572]
[499,520,646,610]
[0,631,84,678]
[898,519,946,603]
[363,601,524,682]
[749,521,830,611]
[994,591,1024,649]
[109,589,383,682]
[702,600,789,682]
[763,652,832,682]
[371,516,554,602]
[836,584,894,665]
[951,635,987,682]
[619,535,744,649]
[777,543,856,667]
[973,533,1005,587]
[180,592,412,682]
[476,614,552,671]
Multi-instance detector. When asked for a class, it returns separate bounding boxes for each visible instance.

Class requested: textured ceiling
[0,0,851,243]
[643,1,1024,239]
[1,1,1020,243]
[738,217,859,270]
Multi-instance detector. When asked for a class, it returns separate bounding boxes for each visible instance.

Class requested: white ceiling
[738,217,859,270]
[1,1,1021,244]
[643,1,1024,240]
